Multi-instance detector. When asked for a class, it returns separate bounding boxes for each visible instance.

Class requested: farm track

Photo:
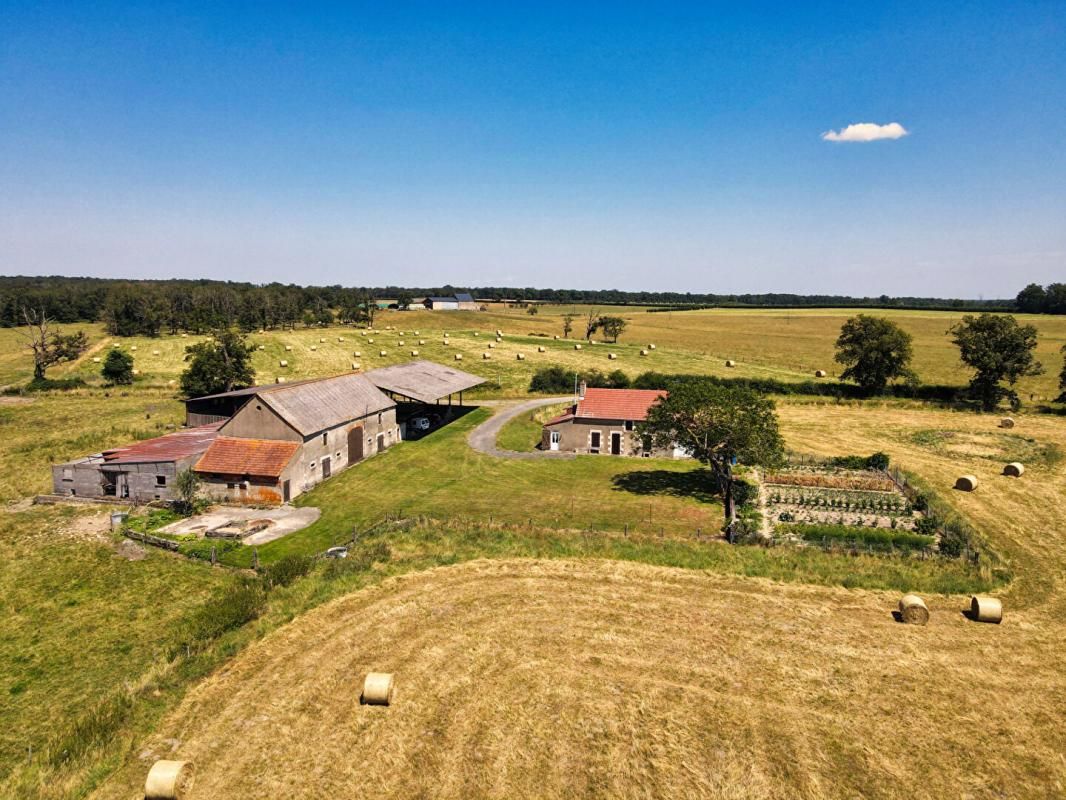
[93,558,1066,800]
[467,396,575,459]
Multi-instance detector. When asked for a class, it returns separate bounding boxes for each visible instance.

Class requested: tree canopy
[180,329,256,398]
[17,309,88,381]
[834,315,917,394]
[596,316,627,343]
[640,379,784,532]
[101,349,135,385]
[950,313,1043,411]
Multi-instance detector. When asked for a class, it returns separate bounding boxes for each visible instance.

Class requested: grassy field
[0,505,222,779]
[6,305,1065,399]
[90,558,1066,800]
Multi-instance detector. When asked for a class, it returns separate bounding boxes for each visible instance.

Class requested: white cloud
[821,122,909,142]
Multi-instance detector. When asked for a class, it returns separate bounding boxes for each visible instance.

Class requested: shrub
[786,522,935,551]
[262,553,315,588]
[172,577,267,655]
[826,452,890,470]
[731,477,757,508]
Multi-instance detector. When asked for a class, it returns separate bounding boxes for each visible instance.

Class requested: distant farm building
[541,385,684,458]
[422,292,479,311]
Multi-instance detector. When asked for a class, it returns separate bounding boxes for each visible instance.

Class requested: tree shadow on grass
[611,468,720,505]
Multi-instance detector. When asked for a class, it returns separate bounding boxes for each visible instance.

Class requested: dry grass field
[93,558,1066,800]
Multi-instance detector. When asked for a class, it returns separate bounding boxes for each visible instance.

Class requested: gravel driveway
[467,396,575,459]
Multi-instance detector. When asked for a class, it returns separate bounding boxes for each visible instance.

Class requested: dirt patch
[908,429,1061,466]
[114,539,147,560]
[0,396,35,405]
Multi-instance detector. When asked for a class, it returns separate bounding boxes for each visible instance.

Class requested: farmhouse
[541,385,683,457]
[422,292,478,311]
[51,422,222,502]
[193,372,399,503]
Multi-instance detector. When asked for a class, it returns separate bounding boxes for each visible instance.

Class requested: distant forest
[0,275,1059,336]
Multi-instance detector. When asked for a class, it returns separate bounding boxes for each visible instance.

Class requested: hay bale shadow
[891,610,903,623]
[611,469,719,504]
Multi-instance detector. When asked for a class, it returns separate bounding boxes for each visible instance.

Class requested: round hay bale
[516,353,525,360]
[815,369,827,378]
[368,338,374,343]
[649,344,656,350]
[319,338,326,343]
[970,595,1003,624]
[257,345,265,350]
[574,344,582,350]
[537,346,546,352]
[112,342,120,346]
[285,345,293,351]
[351,361,361,370]
[310,345,317,351]
[473,332,479,337]
[360,331,367,336]
[180,333,187,338]
[92,357,100,363]
[1003,462,1025,477]
[411,350,419,356]
[482,352,491,359]
[379,350,387,357]
[999,417,1015,429]
[354,351,361,357]
[955,475,978,492]
[337,337,345,342]
[399,331,405,335]
[275,376,286,383]
[496,329,503,336]
[553,335,559,340]
[414,330,420,335]
[725,359,735,367]
[640,349,648,356]
[361,672,395,705]
[279,360,288,367]
[419,339,425,345]
[399,340,405,345]
[443,332,449,337]
[130,345,137,351]
[442,340,450,345]
[152,350,160,355]
[132,369,140,375]
[608,353,617,360]
[454,353,463,361]
[144,759,194,799]
[898,594,929,626]
[488,342,495,348]
[496,337,502,343]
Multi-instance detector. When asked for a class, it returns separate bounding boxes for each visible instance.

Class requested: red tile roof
[195,437,299,479]
[575,388,666,421]
[101,422,223,464]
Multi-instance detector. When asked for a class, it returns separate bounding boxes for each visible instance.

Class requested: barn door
[322,456,331,478]
[347,426,364,462]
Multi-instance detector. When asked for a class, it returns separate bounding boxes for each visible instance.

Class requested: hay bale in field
[351,362,361,370]
[285,345,293,351]
[815,369,827,378]
[180,333,187,338]
[112,343,120,347]
[496,337,502,343]
[319,338,326,343]
[144,759,193,799]
[574,343,582,350]
[538,346,546,352]
[152,350,160,355]
[257,345,265,350]
[276,377,286,383]
[725,359,735,367]
[649,343,656,350]
[360,331,367,336]
[92,357,100,363]
[310,345,317,351]
[337,337,344,342]
[1003,462,1025,477]
[361,672,395,706]
[132,369,140,375]
[487,342,495,348]
[640,349,648,356]
[279,359,288,367]
[442,340,449,345]
[354,351,361,357]
[367,338,374,343]
[419,339,425,345]
[898,594,929,625]
[379,350,387,357]
[516,353,525,360]
[482,352,491,359]
[455,353,463,361]
[1000,417,1015,429]
[473,332,479,337]
[411,350,419,356]
[970,596,1003,624]
[131,346,137,351]
[608,353,617,360]
[496,329,502,336]
[955,475,978,492]
[414,330,419,335]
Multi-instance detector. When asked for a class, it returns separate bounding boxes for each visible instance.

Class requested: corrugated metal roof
[101,422,223,465]
[195,436,299,478]
[574,388,667,421]
[365,360,486,404]
[257,373,395,436]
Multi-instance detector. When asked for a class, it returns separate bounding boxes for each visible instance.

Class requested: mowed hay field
[14,306,1066,398]
[94,559,1066,800]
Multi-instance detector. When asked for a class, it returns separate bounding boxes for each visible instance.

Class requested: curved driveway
[468,396,575,459]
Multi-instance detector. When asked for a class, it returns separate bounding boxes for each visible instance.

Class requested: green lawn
[236,409,720,564]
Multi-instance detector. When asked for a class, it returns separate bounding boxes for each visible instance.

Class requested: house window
[227,482,237,490]
[378,411,383,424]
[156,475,166,487]
[309,461,316,471]
[322,432,328,446]
[625,420,634,431]
[590,431,601,453]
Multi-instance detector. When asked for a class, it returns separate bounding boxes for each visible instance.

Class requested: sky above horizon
[2,2,1064,298]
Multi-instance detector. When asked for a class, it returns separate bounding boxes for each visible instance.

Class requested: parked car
[324,546,348,559]
[410,416,433,431]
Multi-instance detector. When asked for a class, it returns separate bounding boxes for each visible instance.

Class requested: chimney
[578,380,587,400]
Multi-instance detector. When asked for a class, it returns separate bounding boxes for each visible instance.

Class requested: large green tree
[180,329,256,398]
[101,349,135,385]
[950,313,1043,411]
[640,379,784,535]
[597,315,627,343]
[834,315,917,394]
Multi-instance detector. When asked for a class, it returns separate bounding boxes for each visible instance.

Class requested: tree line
[1,276,1041,333]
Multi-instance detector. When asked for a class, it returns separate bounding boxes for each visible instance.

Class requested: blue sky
[1,2,1063,296]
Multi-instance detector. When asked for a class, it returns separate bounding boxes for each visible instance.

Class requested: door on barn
[322,456,331,478]
[347,425,364,462]
[376,433,385,453]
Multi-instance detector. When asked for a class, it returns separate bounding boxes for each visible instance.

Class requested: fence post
[252,548,259,570]
[210,546,216,566]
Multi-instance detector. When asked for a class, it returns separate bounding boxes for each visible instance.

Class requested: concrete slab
[160,505,321,545]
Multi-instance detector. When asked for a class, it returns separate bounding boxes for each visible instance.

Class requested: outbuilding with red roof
[541,385,684,458]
